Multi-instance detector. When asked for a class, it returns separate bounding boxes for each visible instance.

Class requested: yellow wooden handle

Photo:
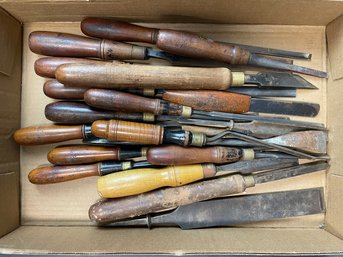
[97,164,216,198]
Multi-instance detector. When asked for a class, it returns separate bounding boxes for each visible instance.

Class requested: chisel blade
[244,72,317,89]
[250,98,320,117]
[105,188,324,229]
[227,86,297,98]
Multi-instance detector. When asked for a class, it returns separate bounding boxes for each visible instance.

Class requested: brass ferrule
[181,106,192,118]
[243,176,256,188]
[241,149,255,160]
[231,72,245,86]
[143,113,155,122]
[122,161,132,171]
[141,147,148,157]
[143,89,156,97]
[190,132,206,147]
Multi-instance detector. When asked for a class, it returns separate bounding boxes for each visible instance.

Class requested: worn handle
[45,101,153,124]
[91,120,163,145]
[84,89,185,116]
[43,80,86,100]
[97,164,216,198]
[90,173,248,224]
[28,163,99,184]
[81,18,250,65]
[147,146,242,165]
[29,31,147,60]
[55,62,231,90]
[162,90,251,113]
[13,125,83,145]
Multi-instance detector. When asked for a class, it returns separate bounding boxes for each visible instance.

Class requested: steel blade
[249,98,320,117]
[244,72,317,89]
[227,86,296,97]
[105,188,324,229]
[253,161,328,184]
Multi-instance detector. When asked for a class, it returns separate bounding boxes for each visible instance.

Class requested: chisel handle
[55,62,234,90]
[28,163,100,184]
[90,173,252,224]
[48,145,145,165]
[147,146,243,165]
[84,89,190,116]
[81,18,250,65]
[162,90,251,113]
[44,80,86,100]
[97,164,216,198]
[13,125,85,145]
[29,31,147,60]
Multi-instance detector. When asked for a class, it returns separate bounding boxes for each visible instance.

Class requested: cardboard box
[0,0,343,255]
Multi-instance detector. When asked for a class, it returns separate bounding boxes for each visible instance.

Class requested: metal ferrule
[243,176,256,188]
[241,149,255,160]
[190,132,206,147]
[82,124,95,140]
[143,113,155,122]
[143,89,156,97]
[181,106,192,118]
[231,72,245,86]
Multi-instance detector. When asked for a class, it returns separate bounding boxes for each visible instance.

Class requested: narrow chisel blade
[249,98,320,117]
[227,86,296,97]
[244,72,317,89]
[105,188,324,229]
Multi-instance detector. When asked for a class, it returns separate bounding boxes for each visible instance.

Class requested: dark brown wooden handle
[81,17,158,44]
[44,80,86,100]
[55,62,231,90]
[29,31,147,60]
[92,120,163,145]
[89,173,247,224]
[162,90,251,113]
[28,164,99,184]
[13,125,83,145]
[147,146,242,165]
[48,146,120,165]
[81,18,250,65]
[84,89,184,115]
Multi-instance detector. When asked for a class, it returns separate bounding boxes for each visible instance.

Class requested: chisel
[47,144,296,165]
[89,161,328,224]
[105,188,325,229]
[84,89,319,117]
[80,18,327,78]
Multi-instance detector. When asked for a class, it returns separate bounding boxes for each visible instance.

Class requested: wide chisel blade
[105,187,324,229]
[244,72,317,89]
[249,98,320,117]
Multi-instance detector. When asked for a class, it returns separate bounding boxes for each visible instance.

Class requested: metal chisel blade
[244,72,317,89]
[249,98,320,117]
[227,86,296,97]
[105,187,324,229]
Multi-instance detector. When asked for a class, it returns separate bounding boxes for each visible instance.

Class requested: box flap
[327,14,343,80]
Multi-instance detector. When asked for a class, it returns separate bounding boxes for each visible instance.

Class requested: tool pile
[14,18,329,229]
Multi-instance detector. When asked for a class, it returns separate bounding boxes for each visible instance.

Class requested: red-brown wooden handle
[44,80,86,100]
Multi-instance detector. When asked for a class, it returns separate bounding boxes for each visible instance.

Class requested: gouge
[84,88,319,117]
[97,158,299,198]
[28,160,152,184]
[45,101,155,124]
[80,18,327,78]
[47,144,295,165]
[105,188,325,229]
[89,161,328,224]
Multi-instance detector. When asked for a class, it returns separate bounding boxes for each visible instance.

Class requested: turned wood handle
[55,62,231,90]
[89,173,248,224]
[48,146,121,165]
[147,146,242,165]
[91,120,163,145]
[34,57,103,79]
[84,89,184,115]
[162,90,251,113]
[13,125,83,145]
[81,18,250,64]
[29,31,147,60]
[44,80,86,100]
[28,164,99,184]
[97,164,216,198]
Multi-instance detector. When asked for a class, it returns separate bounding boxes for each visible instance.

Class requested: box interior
[0,0,343,254]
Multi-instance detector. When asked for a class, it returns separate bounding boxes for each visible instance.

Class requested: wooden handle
[81,17,158,44]
[44,80,86,100]
[45,101,150,124]
[34,57,104,79]
[81,18,250,65]
[147,146,242,165]
[84,89,184,115]
[91,120,163,145]
[48,146,121,165]
[162,90,251,113]
[55,62,231,90]
[29,31,147,60]
[97,164,216,198]
[28,164,99,184]
[13,125,83,145]
[90,173,248,224]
